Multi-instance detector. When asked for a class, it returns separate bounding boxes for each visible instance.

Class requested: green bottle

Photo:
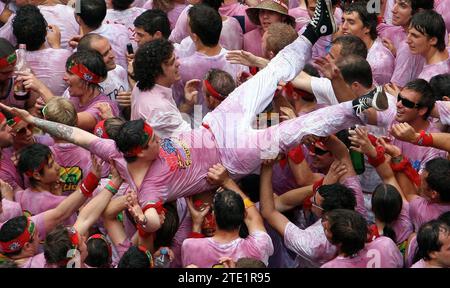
[350,150,365,175]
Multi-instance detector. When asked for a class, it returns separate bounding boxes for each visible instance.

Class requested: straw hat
[246,0,296,27]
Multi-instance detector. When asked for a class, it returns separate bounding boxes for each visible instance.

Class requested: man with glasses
[259,161,360,267]
[362,79,446,173]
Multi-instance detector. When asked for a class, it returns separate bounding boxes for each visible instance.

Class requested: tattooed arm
[0,103,98,149]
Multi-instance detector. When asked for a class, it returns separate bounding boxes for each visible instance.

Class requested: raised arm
[391,122,450,153]
[74,161,123,236]
[0,103,98,149]
[314,56,358,103]
[207,164,266,234]
[349,127,406,201]
[259,163,290,236]
[102,195,129,247]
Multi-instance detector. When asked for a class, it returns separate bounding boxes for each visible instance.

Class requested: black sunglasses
[309,145,330,156]
[397,94,420,109]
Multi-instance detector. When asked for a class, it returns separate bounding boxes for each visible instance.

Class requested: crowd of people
[0,0,449,268]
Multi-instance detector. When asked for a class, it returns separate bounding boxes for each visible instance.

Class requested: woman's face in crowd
[63,71,88,98]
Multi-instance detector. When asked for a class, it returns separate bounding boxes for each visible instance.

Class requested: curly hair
[134,38,174,91]
[12,5,47,51]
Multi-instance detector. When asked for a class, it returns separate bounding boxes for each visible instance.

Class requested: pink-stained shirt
[406,234,418,268]
[284,220,338,268]
[392,200,414,244]
[289,6,310,32]
[409,196,450,232]
[0,78,27,109]
[15,188,76,225]
[38,4,80,51]
[243,28,264,58]
[219,2,257,33]
[367,38,395,85]
[219,16,244,51]
[18,252,46,268]
[0,147,24,191]
[169,4,191,44]
[173,48,248,117]
[50,142,92,196]
[104,7,146,51]
[390,41,425,87]
[143,1,188,31]
[377,23,406,51]
[410,259,431,268]
[418,58,450,82]
[69,92,120,124]
[0,4,79,50]
[321,236,404,268]
[181,231,274,267]
[436,101,450,125]
[130,84,191,139]
[0,199,23,223]
[132,0,148,8]
[87,128,220,205]
[25,48,71,96]
[435,0,450,35]
[90,24,130,70]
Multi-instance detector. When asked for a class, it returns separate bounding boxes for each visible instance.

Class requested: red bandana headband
[24,158,47,177]
[88,234,112,258]
[0,218,35,254]
[204,79,225,101]
[142,200,167,215]
[0,112,5,124]
[0,52,17,69]
[68,60,102,84]
[94,120,109,139]
[124,123,154,157]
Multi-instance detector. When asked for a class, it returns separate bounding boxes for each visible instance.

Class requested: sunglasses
[397,94,421,109]
[311,193,324,211]
[309,145,330,156]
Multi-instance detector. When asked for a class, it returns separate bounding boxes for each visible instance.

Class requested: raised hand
[206,163,231,186]
[348,126,377,157]
[116,91,132,108]
[184,79,201,106]
[390,122,419,143]
[323,160,348,185]
[226,50,261,67]
[186,196,211,231]
[46,24,61,49]
[93,102,114,120]
[314,56,341,80]
[0,102,34,123]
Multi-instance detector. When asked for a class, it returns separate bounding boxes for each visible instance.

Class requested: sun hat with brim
[246,0,296,27]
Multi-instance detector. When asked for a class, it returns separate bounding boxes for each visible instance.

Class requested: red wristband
[415,130,433,147]
[367,145,386,168]
[80,172,100,197]
[188,232,205,238]
[367,134,378,146]
[390,155,421,186]
[312,178,324,194]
